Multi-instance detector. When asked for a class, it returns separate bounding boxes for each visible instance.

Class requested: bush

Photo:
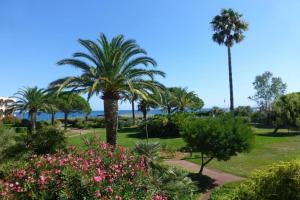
[118,118,135,129]
[234,106,253,117]
[0,137,169,200]
[26,126,66,154]
[2,116,20,125]
[140,113,196,138]
[251,111,268,125]
[181,114,254,174]
[15,127,28,133]
[0,126,28,162]
[211,160,300,200]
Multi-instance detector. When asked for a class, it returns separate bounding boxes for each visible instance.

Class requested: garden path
[165,159,244,200]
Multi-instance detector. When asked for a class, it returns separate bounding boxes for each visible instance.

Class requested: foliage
[133,142,161,167]
[49,33,165,146]
[211,160,300,200]
[211,8,248,48]
[209,106,225,117]
[0,126,27,162]
[181,114,254,174]
[234,106,253,117]
[209,182,240,200]
[11,87,48,133]
[0,137,170,200]
[167,87,204,112]
[152,164,197,200]
[1,116,20,125]
[250,111,268,124]
[249,71,287,112]
[27,126,66,155]
[272,92,300,131]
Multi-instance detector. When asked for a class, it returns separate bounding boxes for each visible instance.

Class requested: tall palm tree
[211,8,248,111]
[11,87,47,133]
[49,33,165,146]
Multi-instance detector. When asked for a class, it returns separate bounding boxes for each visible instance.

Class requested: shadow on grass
[257,130,300,137]
[188,173,218,193]
[126,131,181,139]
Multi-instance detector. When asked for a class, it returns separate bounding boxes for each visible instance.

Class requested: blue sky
[1,0,300,110]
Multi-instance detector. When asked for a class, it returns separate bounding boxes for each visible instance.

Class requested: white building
[0,97,15,119]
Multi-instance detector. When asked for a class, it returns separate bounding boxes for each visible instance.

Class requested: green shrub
[152,163,197,200]
[139,113,196,138]
[0,126,28,162]
[251,111,268,124]
[234,106,253,117]
[210,183,240,200]
[26,126,66,154]
[181,114,254,174]
[15,127,28,133]
[211,160,300,200]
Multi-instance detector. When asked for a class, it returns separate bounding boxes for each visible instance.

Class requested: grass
[67,127,186,150]
[186,127,300,177]
[67,126,300,177]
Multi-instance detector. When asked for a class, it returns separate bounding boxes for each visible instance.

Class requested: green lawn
[67,127,186,150]
[186,127,300,177]
[67,127,300,177]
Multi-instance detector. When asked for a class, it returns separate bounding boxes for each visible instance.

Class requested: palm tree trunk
[30,111,37,133]
[64,112,68,130]
[131,100,135,124]
[227,46,234,111]
[51,112,55,125]
[104,98,119,146]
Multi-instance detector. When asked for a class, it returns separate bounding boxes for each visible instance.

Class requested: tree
[159,88,178,115]
[11,87,48,133]
[44,92,59,125]
[55,93,91,130]
[121,91,138,124]
[234,106,253,117]
[210,106,225,117]
[211,8,248,111]
[249,71,287,112]
[181,114,254,175]
[49,33,165,146]
[272,92,300,133]
[170,87,204,112]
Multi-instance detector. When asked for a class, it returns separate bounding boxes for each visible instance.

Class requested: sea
[15,109,163,121]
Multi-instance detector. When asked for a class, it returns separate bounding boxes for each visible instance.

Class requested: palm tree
[211,8,248,111]
[11,87,47,133]
[121,91,138,124]
[171,87,203,112]
[49,33,165,146]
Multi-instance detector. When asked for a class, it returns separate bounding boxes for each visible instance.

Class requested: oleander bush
[210,160,300,200]
[0,136,171,200]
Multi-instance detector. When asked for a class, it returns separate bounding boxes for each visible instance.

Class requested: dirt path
[165,159,244,200]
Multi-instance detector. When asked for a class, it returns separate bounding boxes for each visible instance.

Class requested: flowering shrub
[0,135,167,200]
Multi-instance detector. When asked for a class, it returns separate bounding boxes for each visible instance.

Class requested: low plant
[0,136,168,200]
[26,126,66,154]
[211,160,300,200]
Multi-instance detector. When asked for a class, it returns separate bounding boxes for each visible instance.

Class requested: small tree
[249,71,287,112]
[55,93,91,129]
[181,114,254,175]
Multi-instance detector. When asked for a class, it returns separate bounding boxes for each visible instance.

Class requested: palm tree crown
[50,33,165,100]
[11,87,47,132]
[49,33,165,145]
[211,8,248,47]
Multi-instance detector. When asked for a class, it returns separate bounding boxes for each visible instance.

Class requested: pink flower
[115,195,122,200]
[95,190,101,198]
[106,186,113,193]
[93,176,103,183]
[39,176,46,185]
